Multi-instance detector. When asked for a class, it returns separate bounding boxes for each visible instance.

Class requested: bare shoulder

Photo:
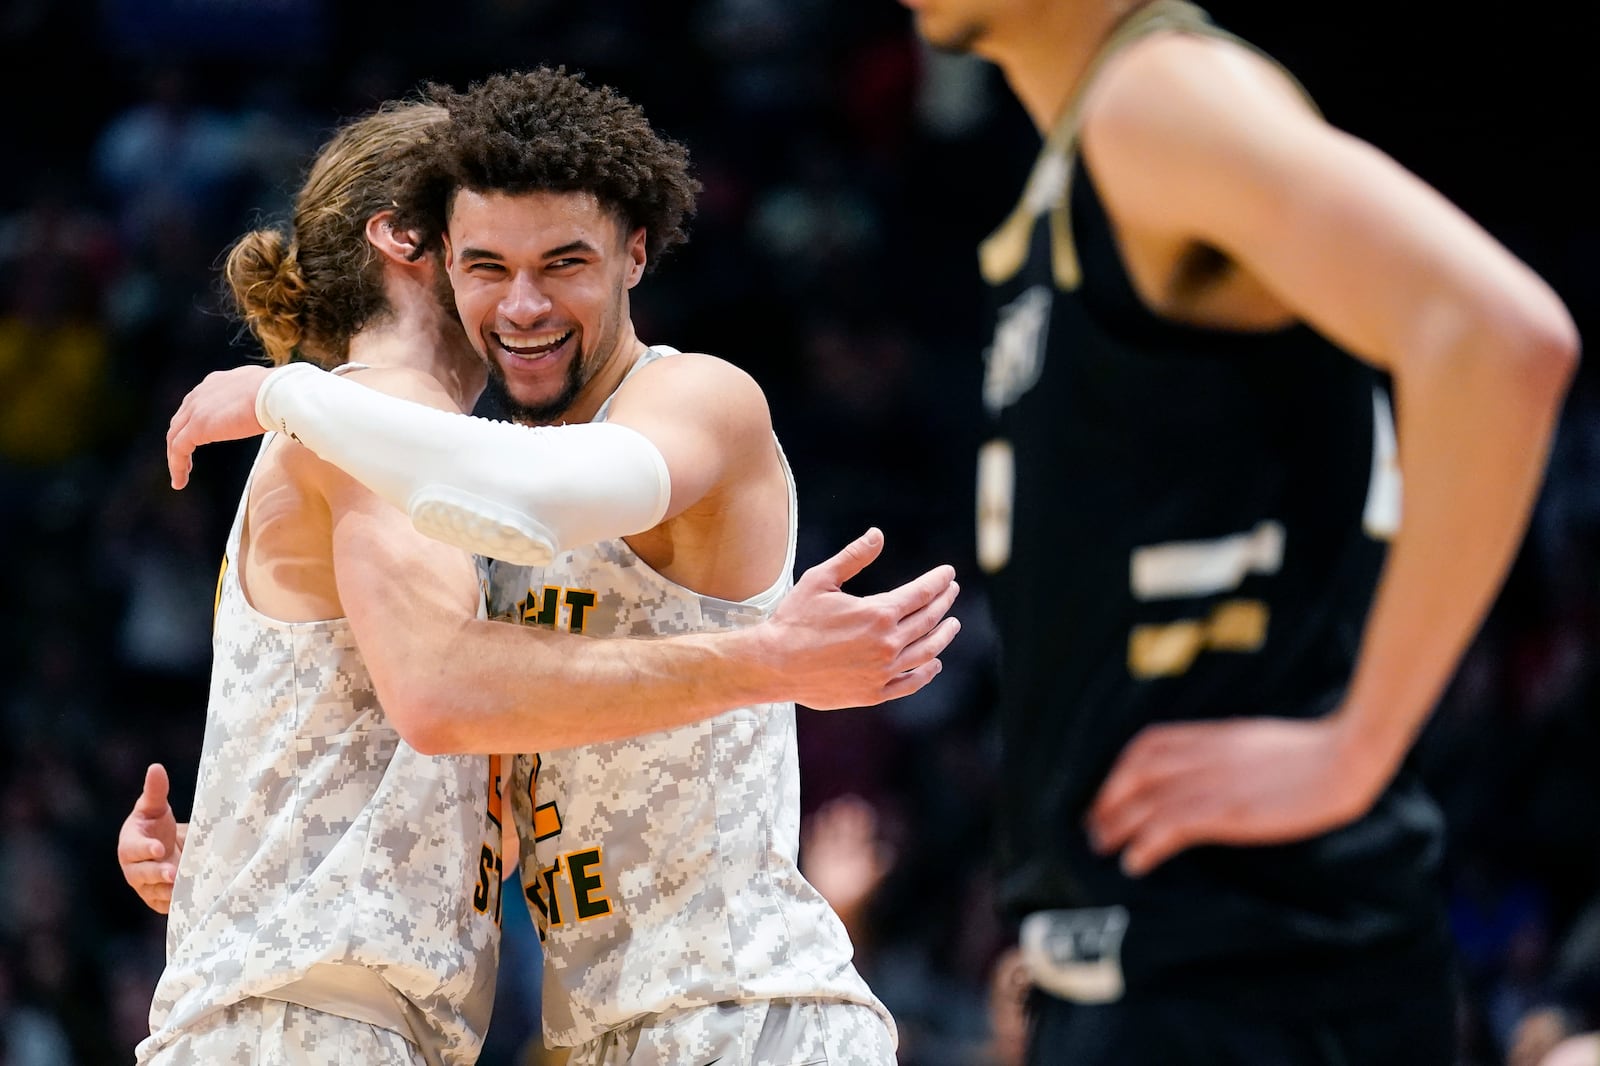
[339,364,465,413]
[627,350,766,395]
[612,350,773,431]
[1079,29,1344,244]
[1086,30,1314,137]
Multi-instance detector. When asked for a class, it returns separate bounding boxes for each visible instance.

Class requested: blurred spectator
[90,64,248,254]
[96,443,222,694]
[0,180,119,512]
[0,941,75,1066]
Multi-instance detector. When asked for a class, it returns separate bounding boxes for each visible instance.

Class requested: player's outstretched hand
[118,763,187,914]
[769,528,960,709]
[167,364,275,489]
[1086,715,1382,877]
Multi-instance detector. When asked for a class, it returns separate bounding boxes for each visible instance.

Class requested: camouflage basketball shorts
[137,998,426,1066]
[566,998,896,1066]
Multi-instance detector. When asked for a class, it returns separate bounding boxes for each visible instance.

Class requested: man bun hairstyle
[222,229,311,367]
[224,101,447,368]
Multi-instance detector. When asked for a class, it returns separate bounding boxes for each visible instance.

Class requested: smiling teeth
[499,329,572,355]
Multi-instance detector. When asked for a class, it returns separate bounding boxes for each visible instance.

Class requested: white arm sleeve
[256,362,671,565]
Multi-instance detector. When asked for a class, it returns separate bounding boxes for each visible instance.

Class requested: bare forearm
[350,523,959,756]
[396,616,783,754]
[1338,316,1577,778]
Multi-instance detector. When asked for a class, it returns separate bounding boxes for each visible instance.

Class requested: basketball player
[901,0,1579,1062]
[129,69,943,1064]
[131,100,501,1066]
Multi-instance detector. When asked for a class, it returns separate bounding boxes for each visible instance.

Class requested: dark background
[0,1,1594,1063]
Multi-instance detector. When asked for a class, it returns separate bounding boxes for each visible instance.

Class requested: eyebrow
[456,239,600,263]
[541,240,599,260]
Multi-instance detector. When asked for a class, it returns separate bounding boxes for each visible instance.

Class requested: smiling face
[443,187,647,424]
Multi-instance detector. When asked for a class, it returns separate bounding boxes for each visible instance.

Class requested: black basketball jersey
[977,0,1450,1009]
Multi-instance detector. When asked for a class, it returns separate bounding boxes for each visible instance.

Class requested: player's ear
[624,226,647,289]
[367,209,423,263]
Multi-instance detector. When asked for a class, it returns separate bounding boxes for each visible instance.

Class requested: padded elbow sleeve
[256,362,671,565]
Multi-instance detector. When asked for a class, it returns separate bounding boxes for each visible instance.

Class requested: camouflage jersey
[140,381,504,1066]
[484,345,894,1049]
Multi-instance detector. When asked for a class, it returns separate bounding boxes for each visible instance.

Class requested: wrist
[256,361,323,433]
[1327,702,1407,814]
[719,621,787,707]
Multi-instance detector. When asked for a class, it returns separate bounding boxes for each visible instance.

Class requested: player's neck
[551,321,648,427]
[348,277,486,413]
[999,0,1143,132]
[353,307,489,416]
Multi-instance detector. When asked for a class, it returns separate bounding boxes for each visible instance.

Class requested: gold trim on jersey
[976,1,1312,291]
[214,554,228,623]
[1127,598,1268,678]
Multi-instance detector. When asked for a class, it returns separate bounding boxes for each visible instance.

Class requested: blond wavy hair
[222,100,446,368]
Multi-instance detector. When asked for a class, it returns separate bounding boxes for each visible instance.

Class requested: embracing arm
[333,483,958,754]
[169,353,783,570]
[174,359,960,755]
[171,360,670,566]
[1083,34,1578,873]
[309,365,959,754]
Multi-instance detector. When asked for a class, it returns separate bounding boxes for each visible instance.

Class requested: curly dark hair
[395,67,700,272]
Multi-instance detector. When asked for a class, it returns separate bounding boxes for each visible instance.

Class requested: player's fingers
[117,831,167,864]
[1087,750,1174,852]
[175,822,188,850]
[167,416,196,490]
[1086,784,1161,857]
[896,579,960,643]
[1120,815,1204,878]
[1088,726,1182,827]
[876,563,957,623]
[1086,763,1137,833]
[801,528,885,591]
[122,858,177,890]
[134,763,171,816]
[891,617,961,673]
[139,885,173,915]
[167,391,193,434]
[166,405,187,473]
[875,658,944,703]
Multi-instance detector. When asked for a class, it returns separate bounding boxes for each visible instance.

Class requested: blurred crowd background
[0,1,1594,1063]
